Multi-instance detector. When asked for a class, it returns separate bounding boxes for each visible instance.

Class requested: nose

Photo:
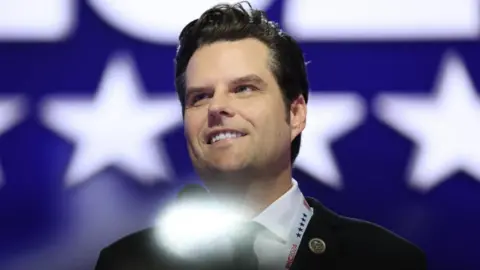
[208,91,235,127]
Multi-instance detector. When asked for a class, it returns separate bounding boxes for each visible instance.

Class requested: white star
[295,93,366,189]
[374,52,480,192]
[0,96,27,189]
[40,53,183,187]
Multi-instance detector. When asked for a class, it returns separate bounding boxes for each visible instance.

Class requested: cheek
[250,108,288,139]
[268,107,292,141]
[184,115,203,145]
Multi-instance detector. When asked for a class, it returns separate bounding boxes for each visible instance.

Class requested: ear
[289,95,307,142]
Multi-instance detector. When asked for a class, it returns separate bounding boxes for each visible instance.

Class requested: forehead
[185,38,273,86]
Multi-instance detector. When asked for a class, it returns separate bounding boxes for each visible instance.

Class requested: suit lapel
[289,198,341,270]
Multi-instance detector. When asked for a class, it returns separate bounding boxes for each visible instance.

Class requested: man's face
[183,38,305,181]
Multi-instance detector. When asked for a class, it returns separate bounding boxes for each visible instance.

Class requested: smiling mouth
[208,131,246,144]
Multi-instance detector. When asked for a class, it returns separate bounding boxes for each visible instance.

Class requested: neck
[203,166,293,219]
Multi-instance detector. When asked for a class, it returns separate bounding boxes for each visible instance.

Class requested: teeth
[210,132,243,144]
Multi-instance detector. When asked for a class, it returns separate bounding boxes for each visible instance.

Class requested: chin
[203,158,247,175]
[213,161,246,172]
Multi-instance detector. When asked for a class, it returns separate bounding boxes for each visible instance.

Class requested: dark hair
[174,1,309,164]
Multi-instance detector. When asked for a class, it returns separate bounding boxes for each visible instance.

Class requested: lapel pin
[308,238,326,254]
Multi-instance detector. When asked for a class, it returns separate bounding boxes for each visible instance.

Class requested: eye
[189,93,210,106]
[234,85,256,93]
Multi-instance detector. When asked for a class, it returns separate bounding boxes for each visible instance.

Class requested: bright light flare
[154,201,244,258]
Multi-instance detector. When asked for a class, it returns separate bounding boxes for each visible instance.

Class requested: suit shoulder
[102,227,158,255]
[336,214,424,256]
[307,198,423,255]
[95,228,161,269]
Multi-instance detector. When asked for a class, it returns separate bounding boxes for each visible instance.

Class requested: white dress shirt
[159,179,310,270]
[211,179,307,269]
[251,179,307,269]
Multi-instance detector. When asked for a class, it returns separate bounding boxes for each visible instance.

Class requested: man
[95,2,427,270]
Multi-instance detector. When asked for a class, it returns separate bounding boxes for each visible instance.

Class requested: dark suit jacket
[94,197,427,270]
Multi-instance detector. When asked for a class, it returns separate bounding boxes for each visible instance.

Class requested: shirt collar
[252,179,304,242]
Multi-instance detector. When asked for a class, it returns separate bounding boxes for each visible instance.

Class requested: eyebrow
[229,74,267,88]
[185,74,267,95]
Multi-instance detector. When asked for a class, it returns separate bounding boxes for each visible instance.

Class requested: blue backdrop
[0,1,479,269]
